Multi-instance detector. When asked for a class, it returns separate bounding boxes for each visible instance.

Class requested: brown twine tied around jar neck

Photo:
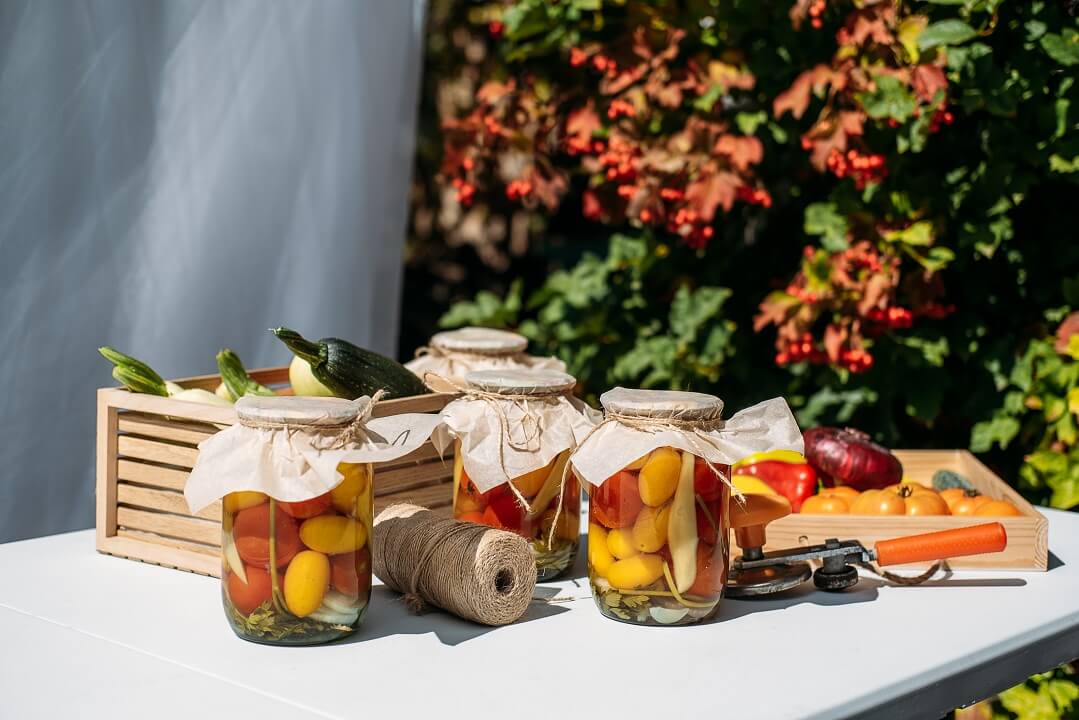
[434,373,578,550]
[579,408,742,502]
[372,503,536,626]
[236,390,386,451]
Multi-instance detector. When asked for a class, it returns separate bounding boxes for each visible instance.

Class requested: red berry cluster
[776,334,828,365]
[808,0,826,29]
[569,47,588,68]
[487,21,504,38]
[591,54,619,79]
[736,185,773,209]
[451,177,476,207]
[599,136,640,183]
[666,207,714,249]
[505,178,534,202]
[607,99,636,120]
[838,347,874,373]
[928,107,955,133]
[866,306,913,329]
[826,148,887,189]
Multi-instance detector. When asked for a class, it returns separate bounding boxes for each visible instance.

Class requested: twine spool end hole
[495,569,515,594]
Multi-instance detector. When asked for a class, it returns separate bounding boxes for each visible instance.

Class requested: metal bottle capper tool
[726,493,1009,597]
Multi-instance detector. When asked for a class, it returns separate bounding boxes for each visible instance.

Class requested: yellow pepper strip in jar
[299,516,368,555]
[283,550,330,617]
[607,554,665,590]
[524,452,571,519]
[732,449,807,470]
[667,451,699,593]
[589,523,615,578]
[331,464,369,514]
[638,447,681,507]
[606,528,639,559]
[632,504,670,553]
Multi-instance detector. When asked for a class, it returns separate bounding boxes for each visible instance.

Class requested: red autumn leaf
[774,65,837,119]
[1055,312,1079,355]
[857,273,892,316]
[911,64,948,104]
[838,110,865,137]
[686,170,740,221]
[754,292,800,332]
[714,135,764,172]
[824,323,848,362]
[566,104,601,143]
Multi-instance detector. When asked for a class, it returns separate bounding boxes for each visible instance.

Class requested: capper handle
[874,523,1007,566]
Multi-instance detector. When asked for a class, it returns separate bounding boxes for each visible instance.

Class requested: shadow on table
[331,585,571,648]
[713,565,1028,623]
[1048,550,1065,571]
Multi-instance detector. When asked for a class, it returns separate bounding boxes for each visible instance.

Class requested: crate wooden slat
[96,366,457,578]
[764,449,1048,570]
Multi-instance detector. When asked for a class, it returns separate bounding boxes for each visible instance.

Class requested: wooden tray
[95,367,455,577]
[763,450,1048,570]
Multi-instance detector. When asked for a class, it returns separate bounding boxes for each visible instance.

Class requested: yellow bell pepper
[732,449,807,470]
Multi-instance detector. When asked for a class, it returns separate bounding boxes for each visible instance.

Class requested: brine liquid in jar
[587,448,730,626]
[453,442,580,581]
[221,462,373,645]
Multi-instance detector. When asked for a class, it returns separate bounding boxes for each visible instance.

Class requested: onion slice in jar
[667,451,699,593]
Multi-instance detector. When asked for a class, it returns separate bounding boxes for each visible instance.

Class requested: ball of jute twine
[372,503,537,626]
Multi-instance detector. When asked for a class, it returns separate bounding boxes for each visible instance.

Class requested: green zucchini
[99,347,168,396]
[271,327,429,400]
[216,348,276,400]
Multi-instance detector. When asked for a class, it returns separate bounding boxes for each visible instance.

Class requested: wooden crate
[96,367,456,577]
[763,449,1048,570]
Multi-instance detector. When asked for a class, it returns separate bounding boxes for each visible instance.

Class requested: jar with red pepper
[438,369,598,580]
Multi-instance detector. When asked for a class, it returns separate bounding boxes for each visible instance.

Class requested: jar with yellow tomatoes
[436,369,598,580]
[570,389,804,625]
[185,395,440,645]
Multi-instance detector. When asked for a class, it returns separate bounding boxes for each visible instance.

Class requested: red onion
[803,427,902,491]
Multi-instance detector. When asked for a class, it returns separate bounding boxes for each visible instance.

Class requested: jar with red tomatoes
[185,395,440,645]
[437,369,598,580]
[570,389,803,625]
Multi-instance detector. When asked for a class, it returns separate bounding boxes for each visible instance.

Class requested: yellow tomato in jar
[607,554,665,590]
[331,464,369,514]
[223,491,267,513]
[283,551,330,618]
[588,524,615,578]
[299,516,368,555]
[638,448,681,507]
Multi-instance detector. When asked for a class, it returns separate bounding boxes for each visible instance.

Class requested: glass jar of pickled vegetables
[185,395,440,645]
[436,369,598,580]
[570,388,803,626]
[405,326,565,393]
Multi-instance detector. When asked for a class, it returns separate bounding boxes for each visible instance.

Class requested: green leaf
[1049,155,1079,174]
[1040,30,1079,67]
[970,415,1021,451]
[735,111,768,136]
[670,286,732,342]
[918,20,977,50]
[858,75,917,121]
[804,203,849,251]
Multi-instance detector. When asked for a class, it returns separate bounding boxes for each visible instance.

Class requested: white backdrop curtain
[0,0,427,542]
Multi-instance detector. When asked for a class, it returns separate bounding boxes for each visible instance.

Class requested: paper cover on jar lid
[405,326,566,393]
[183,395,441,512]
[570,388,804,488]
[433,368,600,493]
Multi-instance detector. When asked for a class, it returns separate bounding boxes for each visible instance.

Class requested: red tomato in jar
[480,506,505,529]
[233,504,302,568]
[590,471,644,529]
[330,547,372,597]
[694,458,730,502]
[486,491,525,531]
[279,492,333,519]
[226,565,273,615]
[687,543,727,597]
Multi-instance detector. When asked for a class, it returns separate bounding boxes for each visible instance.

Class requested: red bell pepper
[735,460,817,512]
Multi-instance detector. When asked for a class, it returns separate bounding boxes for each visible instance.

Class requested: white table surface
[2,511,1077,720]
